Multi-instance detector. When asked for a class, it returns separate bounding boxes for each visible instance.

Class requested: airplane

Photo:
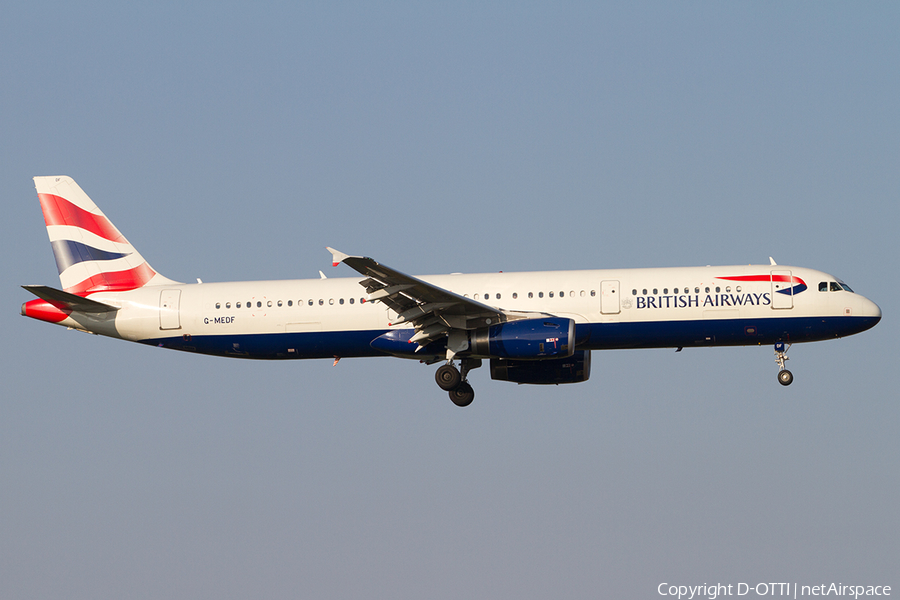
[21,176,882,406]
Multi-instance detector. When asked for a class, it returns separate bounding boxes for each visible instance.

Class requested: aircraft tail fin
[33,176,178,294]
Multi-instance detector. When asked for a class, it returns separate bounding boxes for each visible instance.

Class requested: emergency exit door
[600,280,620,314]
[159,289,182,330]
[771,270,794,310]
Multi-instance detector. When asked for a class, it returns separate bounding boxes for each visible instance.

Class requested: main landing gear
[775,342,793,386]
[435,359,482,407]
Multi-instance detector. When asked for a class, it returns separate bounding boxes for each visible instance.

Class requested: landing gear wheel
[436,364,461,391]
[449,381,475,407]
[773,343,793,387]
[778,369,794,386]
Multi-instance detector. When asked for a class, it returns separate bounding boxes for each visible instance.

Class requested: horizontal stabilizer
[22,285,119,313]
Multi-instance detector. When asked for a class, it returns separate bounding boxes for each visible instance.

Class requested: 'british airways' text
[636,293,771,310]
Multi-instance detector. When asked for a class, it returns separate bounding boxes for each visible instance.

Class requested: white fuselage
[55,264,881,360]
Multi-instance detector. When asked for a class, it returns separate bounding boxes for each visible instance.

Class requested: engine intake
[470,317,575,360]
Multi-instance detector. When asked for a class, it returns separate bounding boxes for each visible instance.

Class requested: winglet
[326,247,351,267]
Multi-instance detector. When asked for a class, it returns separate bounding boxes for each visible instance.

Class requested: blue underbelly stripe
[139,316,880,360]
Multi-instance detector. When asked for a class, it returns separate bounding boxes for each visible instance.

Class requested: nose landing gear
[775,342,793,386]
[435,359,482,406]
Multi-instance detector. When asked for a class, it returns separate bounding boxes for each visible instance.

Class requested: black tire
[449,381,475,407]
[778,369,794,386]
[436,364,462,391]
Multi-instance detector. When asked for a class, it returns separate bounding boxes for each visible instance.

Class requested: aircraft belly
[582,315,879,350]
[142,329,388,359]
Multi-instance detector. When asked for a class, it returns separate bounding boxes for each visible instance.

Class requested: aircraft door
[600,280,620,314]
[771,270,793,309]
[159,289,182,330]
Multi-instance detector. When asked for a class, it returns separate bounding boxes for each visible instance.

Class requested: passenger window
[236,302,241,308]
[226,302,231,309]
[512,293,518,299]
[642,289,647,295]
[349,298,355,304]
[329,299,334,305]
[528,292,533,299]
[549,291,554,298]
[319,299,324,305]
[308,300,313,306]
[653,288,658,295]
[496,293,501,300]
[632,289,637,296]
[538,292,544,298]
[715,287,720,293]
[663,288,668,295]
[340,298,344,305]
[277,300,282,307]
[288,300,293,306]
[695,287,700,294]
[267,301,272,307]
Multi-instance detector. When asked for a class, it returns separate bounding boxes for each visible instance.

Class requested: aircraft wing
[327,247,511,348]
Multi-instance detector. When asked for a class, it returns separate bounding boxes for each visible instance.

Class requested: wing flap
[327,248,506,346]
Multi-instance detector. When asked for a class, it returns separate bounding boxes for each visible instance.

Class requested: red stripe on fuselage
[38,193,127,243]
[717,274,807,285]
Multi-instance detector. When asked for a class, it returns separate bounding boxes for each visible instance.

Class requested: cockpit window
[819,282,828,292]
[840,282,854,293]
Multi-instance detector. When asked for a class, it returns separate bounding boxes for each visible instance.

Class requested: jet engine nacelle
[490,350,591,385]
[470,317,575,360]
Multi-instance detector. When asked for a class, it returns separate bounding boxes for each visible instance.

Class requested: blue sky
[2,3,898,598]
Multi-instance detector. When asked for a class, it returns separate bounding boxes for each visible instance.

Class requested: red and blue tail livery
[33,177,175,294]
[21,176,881,406]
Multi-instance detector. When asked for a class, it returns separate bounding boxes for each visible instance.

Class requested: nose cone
[857,295,882,333]
[867,297,882,320]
